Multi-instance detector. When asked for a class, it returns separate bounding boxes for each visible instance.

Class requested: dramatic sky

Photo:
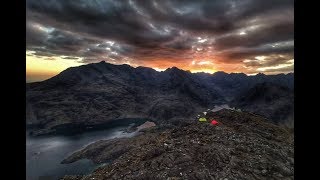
[26,0,294,82]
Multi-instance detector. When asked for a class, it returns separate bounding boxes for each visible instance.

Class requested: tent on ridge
[199,117,207,122]
[211,120,219,125]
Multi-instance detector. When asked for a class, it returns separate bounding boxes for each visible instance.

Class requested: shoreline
[27,118,151,137]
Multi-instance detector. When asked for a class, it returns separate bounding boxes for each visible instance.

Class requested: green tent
[199,117,207,122]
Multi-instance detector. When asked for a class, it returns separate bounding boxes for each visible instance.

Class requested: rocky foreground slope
[61,109,294,180]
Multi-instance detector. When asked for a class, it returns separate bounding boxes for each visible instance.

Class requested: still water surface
[26,123,140,180]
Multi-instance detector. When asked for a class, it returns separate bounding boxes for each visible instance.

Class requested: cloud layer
[26,0,294,74]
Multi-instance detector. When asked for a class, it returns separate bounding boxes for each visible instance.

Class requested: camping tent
[211,120,219,125]
[199,117,207,122]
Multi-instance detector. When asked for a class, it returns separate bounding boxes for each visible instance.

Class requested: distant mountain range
[26,61,294,135]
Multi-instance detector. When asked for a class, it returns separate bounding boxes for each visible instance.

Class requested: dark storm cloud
[164,36,195,50]
[26,23,95,57]
[26,0,293,73]
[61,56,80,60]
[31,51,55,57]
[46,30,87,49]
[26,21,48,47]
[214,21,294,51]
[221,40,294,62]
[243,54,293,67]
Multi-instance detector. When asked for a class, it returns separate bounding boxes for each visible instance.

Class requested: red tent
[211,120,219,125]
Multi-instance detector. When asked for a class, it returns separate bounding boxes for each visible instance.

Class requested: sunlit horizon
[26,57,293,83]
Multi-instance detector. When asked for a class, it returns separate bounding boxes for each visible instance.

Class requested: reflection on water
[26,125,139,180]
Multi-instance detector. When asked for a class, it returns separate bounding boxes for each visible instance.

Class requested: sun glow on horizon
[26,54,84,82]
[190,69,217,74]
[26,52,293,83]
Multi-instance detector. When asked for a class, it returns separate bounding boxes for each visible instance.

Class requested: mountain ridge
[26,61,294,136]
[27,61,294,84]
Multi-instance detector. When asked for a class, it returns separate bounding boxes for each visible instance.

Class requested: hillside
[230,82,294,127]
[61,109,294,180]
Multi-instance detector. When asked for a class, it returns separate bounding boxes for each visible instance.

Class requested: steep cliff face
[61,109,294,180]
